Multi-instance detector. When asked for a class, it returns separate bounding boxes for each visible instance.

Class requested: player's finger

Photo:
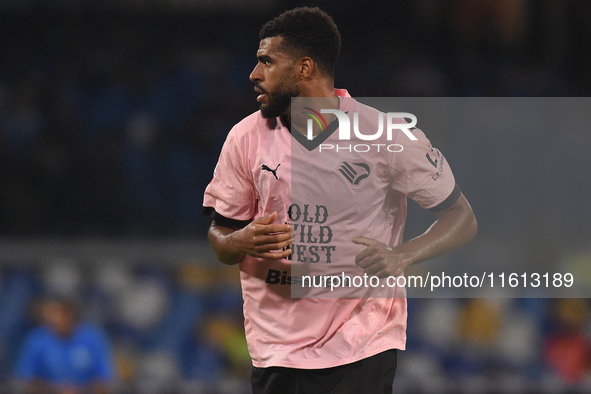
[363,261,386,276]
[254,239,292,253]
[255,249,292,260]
[355,246,377,265]
[351,236,379,246]
[254,211,278,225]
[253,232,292,245]
[358,255,383,270]
[257,224,292,235]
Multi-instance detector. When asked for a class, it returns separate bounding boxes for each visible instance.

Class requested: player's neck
[282,80,338,135]
[302,80,337,99]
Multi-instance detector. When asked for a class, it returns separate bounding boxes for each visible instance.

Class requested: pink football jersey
[203,89,458,368]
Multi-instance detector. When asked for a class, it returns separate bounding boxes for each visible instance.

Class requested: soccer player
[203,7,477,394]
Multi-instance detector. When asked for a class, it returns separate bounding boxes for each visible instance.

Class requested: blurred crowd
[0,260,251,393]
[399,296,591,393]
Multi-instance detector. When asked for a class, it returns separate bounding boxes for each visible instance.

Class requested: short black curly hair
[260,7,341,78]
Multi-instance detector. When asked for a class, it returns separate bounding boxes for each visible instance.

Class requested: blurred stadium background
[1,0,591,392]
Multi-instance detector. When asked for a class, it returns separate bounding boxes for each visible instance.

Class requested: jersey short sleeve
[203,126,256,224]
[390,128,460,212]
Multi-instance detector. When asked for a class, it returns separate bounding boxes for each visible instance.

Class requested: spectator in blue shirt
[14,296,114,394]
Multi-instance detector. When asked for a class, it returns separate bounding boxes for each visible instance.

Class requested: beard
[259,74,301,119]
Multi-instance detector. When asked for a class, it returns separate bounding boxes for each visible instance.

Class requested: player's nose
[249,63,263,83]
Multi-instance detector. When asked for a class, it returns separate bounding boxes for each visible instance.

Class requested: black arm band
[202,206,251,228]
[428,184,462,213]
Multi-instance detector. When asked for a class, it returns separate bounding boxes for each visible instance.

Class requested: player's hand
[352,236,413,278]
[237,212,292,259]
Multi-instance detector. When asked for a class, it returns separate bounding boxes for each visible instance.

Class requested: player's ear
[298,57,314,80]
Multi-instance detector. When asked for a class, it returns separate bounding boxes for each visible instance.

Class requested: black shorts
[251,349,397,394]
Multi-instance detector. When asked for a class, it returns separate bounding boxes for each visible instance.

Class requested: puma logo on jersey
[338,162,370,185]
[261,163,281,180]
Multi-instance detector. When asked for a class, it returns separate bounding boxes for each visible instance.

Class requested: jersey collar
[281,89,350,151]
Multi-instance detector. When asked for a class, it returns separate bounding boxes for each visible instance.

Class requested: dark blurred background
[1,0,591,392]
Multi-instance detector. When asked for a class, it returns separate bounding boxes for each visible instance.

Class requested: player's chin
[260,105,279,119]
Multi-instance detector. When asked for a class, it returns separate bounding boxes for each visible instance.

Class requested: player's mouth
[254,86,267,103]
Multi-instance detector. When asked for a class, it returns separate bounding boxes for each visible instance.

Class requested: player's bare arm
[352,193,477,278]
[208,211,292,265]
